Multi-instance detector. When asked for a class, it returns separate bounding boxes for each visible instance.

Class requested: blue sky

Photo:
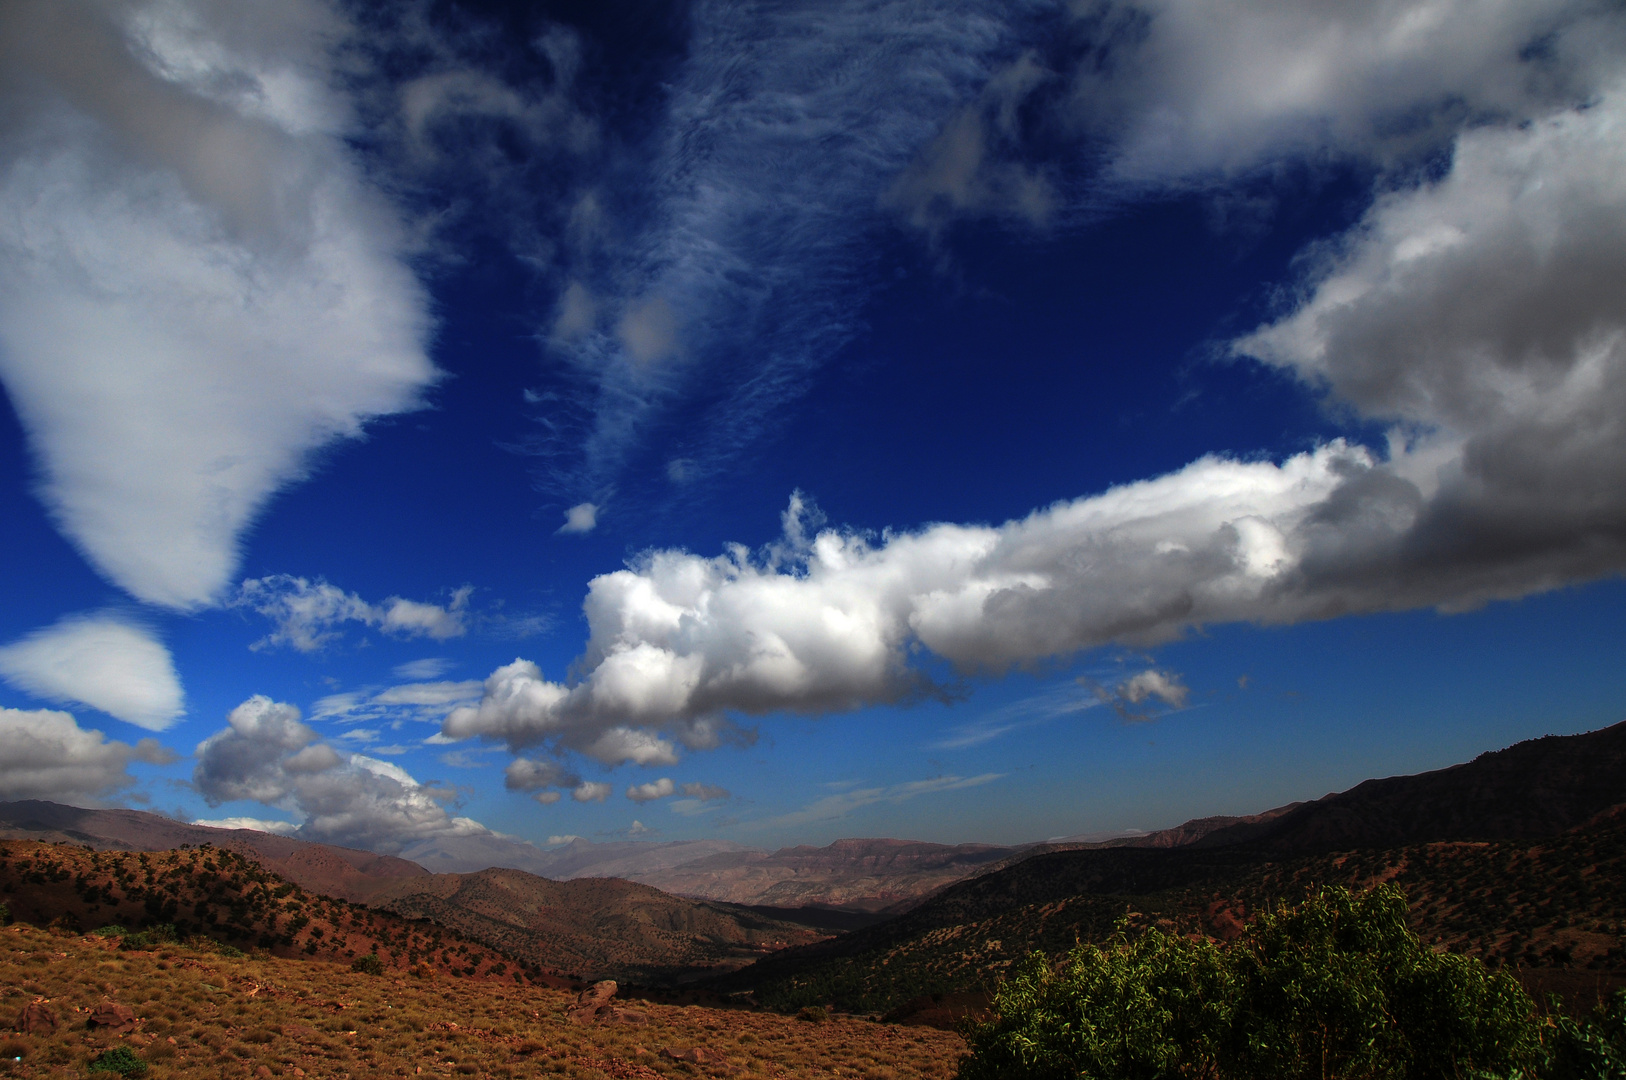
[1,0,1624,860]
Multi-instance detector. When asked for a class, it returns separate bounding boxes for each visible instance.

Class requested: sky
[1,0,1625,861]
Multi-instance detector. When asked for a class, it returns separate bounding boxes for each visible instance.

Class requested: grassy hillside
[0,919,964,1079]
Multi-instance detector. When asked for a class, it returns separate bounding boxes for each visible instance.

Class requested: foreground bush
[959,885,1544,1080]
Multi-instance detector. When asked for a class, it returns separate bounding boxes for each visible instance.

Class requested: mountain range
[712,719,1626,1016]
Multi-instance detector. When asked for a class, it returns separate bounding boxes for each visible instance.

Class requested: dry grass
[0,922,964,1079]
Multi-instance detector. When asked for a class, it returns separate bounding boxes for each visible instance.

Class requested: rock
[17,1000,57,1033]
[577,980,618,1008]
[254,1067,273,1079]
[567,980,632,1025]
[660,1047,738,1074]
[86,1001,137,1033]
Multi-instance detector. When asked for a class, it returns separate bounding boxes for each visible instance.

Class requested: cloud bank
[196,695,489,853]
[0,614,183,730]
[0,706,174,804]
[0,0,435,609]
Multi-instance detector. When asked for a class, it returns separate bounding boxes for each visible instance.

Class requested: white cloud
[393,658,455,680]
[235,576,470,652]
[626,819,654,836]
[626,777,675,803]
[759,773,1005,831]
[547,834,583,846]
[1089,667,1191,722]
[557,502,599,535]
[680,782,730,802]
[192,816,300,836]
[194,694,494,853]
[0,614,184,731]
[0,706,175,804]
[1118,669,1189,709]
[571,781,612,803]
[1066,0,1617,187]
[0,0,436,609]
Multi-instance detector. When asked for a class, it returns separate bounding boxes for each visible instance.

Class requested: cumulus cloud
[0,707,175,804]
[571,781,612,803]
[195,695,492,853]
[0,0,436,609]
[557,503,598,535]
[236,576,471,652]
[1065,0,1619,188]
[626,777,675,803]
[1089,668,1191,722]
[0,614,184,731]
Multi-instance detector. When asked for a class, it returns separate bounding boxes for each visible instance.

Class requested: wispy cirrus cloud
[535,0,1048,499]
[756,773,1005,832]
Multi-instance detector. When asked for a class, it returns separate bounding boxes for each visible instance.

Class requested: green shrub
[352,953,386,976]
[87,1045,148,1076]
[959,886,1542,1080]
[92,925,128,937]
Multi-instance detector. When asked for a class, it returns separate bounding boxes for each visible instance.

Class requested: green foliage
[92,925,127,937]
[352,953,386,976]
[1537,991,1626,1079]
[960,885,1543,1080]
[87,1045,148,1076]
[117,923,177,951]
[958,919,1226,1080]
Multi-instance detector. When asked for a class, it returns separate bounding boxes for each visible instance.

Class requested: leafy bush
[87,1045,148,1076]
[352,953,385,976]
[1537,990,1626,1079]
[92,925,127,937]
[960,885,1542,1080]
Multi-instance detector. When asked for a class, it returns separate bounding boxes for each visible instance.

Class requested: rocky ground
[0,921,964,1079]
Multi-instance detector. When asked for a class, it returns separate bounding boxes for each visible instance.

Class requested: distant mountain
[0,800,839,984]
[715,720,1626,1014]
[631,837,1020,911]
[368,867,830,982]
[0,801,427,902]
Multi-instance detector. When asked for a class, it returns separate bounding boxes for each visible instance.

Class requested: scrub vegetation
[959,885,1626,1080]
[0,919,963,1080]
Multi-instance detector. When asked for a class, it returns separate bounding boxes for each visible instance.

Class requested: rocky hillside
[715,721,1626,1015]
[0,839,536,982]
[0,801,427,903]
[369,867,831,983]
[632,838,1019,912]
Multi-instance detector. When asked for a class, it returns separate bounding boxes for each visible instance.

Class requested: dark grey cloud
[0,707,175,804]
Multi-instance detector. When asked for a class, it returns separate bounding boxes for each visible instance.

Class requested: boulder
[86,1001,137,1033]
[660,1047,738,1074]
[16,1000,57,1033]
[566,980,620,1025]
